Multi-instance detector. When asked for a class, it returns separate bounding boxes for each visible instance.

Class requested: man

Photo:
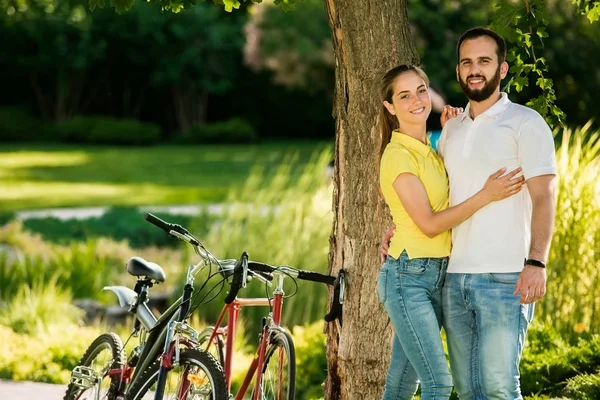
[381,27,557,399]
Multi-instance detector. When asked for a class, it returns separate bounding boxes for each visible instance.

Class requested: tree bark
[323,1,419,399]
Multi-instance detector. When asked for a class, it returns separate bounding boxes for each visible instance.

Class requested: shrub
[177,118,257,144]
[520,322,600,396]
[562,372,600,400]
[292,322,328,400]
[0,106,44,141]
[54,115,162,145]
[541,123,600,340]
[0,280,83,334]
[17,207,204,249]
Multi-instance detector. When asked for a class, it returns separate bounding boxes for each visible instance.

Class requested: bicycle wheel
[198,327,225,367]
[64,333,125,400]
[256,331,296,400]
[126,348,227,400]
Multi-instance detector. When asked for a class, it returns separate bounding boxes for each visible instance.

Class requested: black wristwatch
[525,258,546,268]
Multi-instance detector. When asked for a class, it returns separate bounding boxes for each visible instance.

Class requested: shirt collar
[390,130,431,157]
[460,92,511,122]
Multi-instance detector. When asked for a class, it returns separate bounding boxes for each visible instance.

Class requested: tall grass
[189,148,334,332]
[542,122,600,340]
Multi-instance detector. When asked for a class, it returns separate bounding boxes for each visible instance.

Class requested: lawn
[0,141,330,211]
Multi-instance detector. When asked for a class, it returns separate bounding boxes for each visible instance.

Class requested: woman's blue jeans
[377,251,453,400]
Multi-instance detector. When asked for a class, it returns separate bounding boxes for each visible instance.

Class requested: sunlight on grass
[0,151,89,169]
[0,142,330,211]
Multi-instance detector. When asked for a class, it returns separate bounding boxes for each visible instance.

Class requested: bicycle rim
[257,332,296,400]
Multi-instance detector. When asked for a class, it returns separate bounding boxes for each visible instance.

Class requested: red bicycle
[198,253,345,400]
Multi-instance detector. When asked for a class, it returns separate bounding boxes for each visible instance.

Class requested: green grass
[0,141,330,211]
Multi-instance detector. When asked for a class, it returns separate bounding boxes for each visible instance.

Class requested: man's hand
[379,226,395,264]
[514,265,547,304]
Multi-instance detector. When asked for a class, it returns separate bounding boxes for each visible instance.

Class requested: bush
[18,207,204,249]
[177,118,257,144]
[562,373,600,400]
[520,322,600,397]
[0,280,83,334]
[292,322,328,400]
[541,123,600,340]
[54,115,162,145]
[0,106,45,141]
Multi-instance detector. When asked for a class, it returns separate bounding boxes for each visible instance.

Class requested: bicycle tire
[255,331,296,400]
[64,333,125,400]
[125,348,227,400]
[198,327,225,367]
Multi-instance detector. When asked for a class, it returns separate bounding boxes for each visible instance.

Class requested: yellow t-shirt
[380,131,452,259]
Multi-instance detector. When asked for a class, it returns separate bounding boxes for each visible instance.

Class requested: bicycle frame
[204,271,288,400]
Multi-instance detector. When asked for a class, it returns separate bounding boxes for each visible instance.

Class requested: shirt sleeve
[517,114,557,180]
[381,147,420,187]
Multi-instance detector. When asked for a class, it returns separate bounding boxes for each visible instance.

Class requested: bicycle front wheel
[256,331,296,400]
[126,348,227,400]
[63,333,125,400]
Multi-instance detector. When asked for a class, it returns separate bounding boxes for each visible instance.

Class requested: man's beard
[459,65,501,102]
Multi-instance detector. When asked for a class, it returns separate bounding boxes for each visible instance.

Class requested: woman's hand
[440,105,464,128]
[480,167,525,203]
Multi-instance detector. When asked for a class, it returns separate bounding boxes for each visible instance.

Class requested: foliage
[562,372,600,400]
[0,280,83,334]
[520,322,600,397]
[0,106,46,141]
[0,323,103,383]
[244,0,333,94]
[540,123,600,340]
[18,207,199,248]
[0,221,128,301]
[54,115,162,144]
[489,0,564,127]
[176,117,257,144]
[292,321,328,400]
[194,148,334,332]
[573,0,600,23]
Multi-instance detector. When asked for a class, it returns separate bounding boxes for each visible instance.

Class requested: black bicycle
[64,213,228,400]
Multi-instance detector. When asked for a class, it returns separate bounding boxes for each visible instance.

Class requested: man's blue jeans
[377,251,452,400]
[442,273,535,400]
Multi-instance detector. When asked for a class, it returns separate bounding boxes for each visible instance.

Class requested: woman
[377,64,524,400]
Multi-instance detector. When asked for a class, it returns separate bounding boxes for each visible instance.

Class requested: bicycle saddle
[126,256,166,283]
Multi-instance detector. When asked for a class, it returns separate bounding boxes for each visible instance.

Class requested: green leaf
[110,0,135,13]
[89,0,106,11]
[222,0,241,12]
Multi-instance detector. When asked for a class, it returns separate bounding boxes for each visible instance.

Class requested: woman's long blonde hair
[378,65,430,162]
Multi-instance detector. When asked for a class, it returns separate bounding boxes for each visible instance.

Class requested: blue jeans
[442,273,535,400]
[377,251,452,400]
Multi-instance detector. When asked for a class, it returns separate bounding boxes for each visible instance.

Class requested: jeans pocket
[398,257,428,275]
[488,272,520,284]
[377,267,388,304]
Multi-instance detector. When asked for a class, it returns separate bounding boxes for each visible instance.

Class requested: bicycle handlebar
[224,252,248,304]
[144,213,344,323]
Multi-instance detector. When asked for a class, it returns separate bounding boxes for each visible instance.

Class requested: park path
[14,204,223,221]
[0,380,67,400]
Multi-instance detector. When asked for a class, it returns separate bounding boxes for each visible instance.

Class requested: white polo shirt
[438,93,556,273]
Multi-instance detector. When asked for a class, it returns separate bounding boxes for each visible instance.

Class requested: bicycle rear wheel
[256,331,296,400]
[126,348,227,400]
[64,333,125,400]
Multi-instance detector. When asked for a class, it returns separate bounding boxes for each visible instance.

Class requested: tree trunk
[323,1,419,399]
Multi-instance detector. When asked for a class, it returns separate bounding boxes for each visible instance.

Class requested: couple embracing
[377,27,557,400]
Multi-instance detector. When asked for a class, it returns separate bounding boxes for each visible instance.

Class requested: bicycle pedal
[70,365,100,389]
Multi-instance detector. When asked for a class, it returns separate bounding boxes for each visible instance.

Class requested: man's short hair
[457,27,507,64]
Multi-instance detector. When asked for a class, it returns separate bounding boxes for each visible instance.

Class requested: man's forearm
[528,193,556,262]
